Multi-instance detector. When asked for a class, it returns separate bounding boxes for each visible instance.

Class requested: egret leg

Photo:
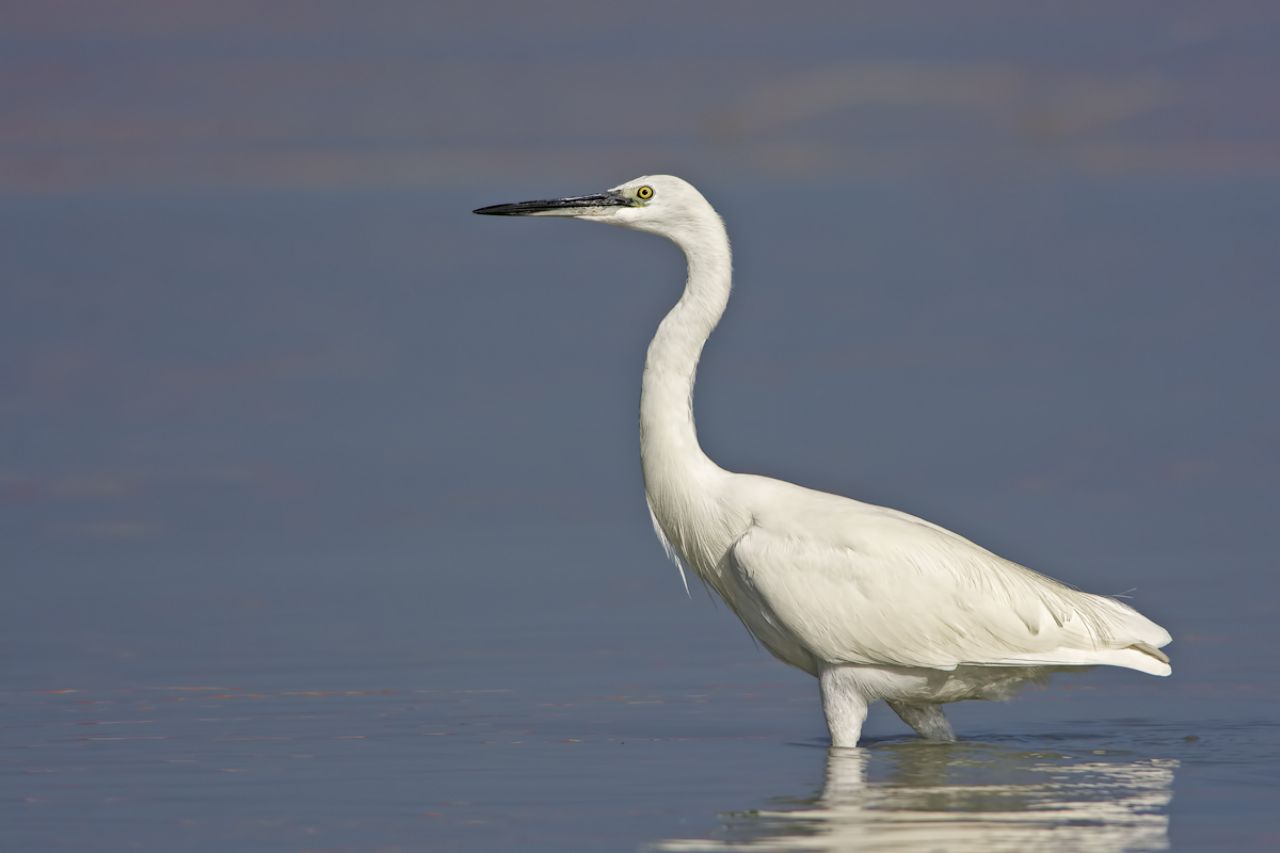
[886,700,955,742]
[818,666,869,748]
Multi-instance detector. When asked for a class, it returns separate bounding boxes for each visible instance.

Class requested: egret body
[475,175,1171,747]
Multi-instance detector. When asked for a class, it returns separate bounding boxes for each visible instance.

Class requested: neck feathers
[640,208,732,492]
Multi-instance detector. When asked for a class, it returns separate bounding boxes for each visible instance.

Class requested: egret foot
[887,700,955,742]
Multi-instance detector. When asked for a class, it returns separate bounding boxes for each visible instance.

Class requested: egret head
[474,175,718,241]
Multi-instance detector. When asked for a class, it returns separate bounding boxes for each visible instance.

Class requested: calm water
[4,654,1278,851]
[5,4,1280,851]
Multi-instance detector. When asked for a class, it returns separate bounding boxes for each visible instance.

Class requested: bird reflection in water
[657,742,1176,852]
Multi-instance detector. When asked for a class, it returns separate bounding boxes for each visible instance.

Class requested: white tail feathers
[991,597,1173,676]
[1103,600,1173,675]
[1098,643,1173,676]
[994,642,1172,676]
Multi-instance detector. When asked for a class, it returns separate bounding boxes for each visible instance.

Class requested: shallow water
[5,664,1278,851]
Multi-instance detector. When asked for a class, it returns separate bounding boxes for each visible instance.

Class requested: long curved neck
[640,214,732,487]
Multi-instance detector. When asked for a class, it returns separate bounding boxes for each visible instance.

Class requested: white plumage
[476,174,1172,747]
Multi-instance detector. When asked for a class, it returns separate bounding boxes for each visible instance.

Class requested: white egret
[475,175,1172,747]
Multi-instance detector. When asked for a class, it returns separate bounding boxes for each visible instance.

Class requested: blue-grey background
[3,3,1278,851]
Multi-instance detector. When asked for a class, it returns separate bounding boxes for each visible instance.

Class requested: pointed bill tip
[473,202,530,216]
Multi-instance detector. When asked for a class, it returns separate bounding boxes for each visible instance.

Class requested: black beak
[473,191,629,216]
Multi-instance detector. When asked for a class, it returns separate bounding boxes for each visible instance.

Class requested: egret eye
[636,185,654,201]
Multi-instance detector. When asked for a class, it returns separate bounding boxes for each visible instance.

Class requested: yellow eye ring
[636,185,654,200]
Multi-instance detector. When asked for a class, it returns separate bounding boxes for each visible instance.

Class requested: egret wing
[727,518,1171,674]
